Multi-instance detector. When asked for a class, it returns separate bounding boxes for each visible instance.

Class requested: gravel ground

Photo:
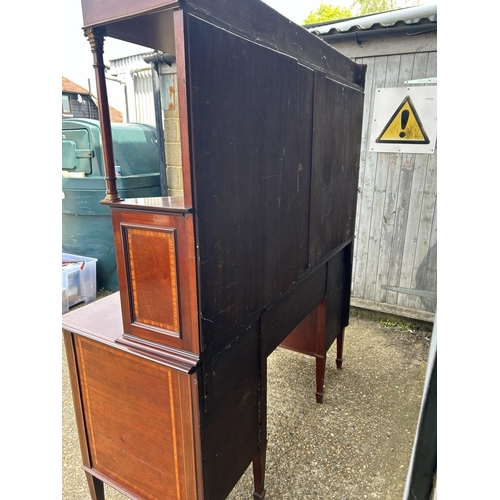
[62,308,431,500]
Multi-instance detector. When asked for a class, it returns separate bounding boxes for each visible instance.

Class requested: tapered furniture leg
[336,328,345,369]
[315,354,326,403]
[252,449,266,499]
[315,300,327,403]
[85,472,105,500]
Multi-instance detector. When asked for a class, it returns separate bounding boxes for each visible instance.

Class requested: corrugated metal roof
[306,4,437,36]
[108,52,155,73]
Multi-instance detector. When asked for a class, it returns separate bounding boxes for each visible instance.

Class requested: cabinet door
[112,209,200,354]
[74,335,200,500]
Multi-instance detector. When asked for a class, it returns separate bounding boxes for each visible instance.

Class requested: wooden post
[84,27,121,202]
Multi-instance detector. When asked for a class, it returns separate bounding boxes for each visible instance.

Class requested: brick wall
[162,69,184,198]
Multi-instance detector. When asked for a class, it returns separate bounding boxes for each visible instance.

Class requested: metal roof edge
[306,4,437,35]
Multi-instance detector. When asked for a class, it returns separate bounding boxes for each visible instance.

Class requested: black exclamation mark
[400,109,410,138]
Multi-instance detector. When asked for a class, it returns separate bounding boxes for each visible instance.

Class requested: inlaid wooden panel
[74,335,198,500]
[125,225,180,335]
[111,207,200,353]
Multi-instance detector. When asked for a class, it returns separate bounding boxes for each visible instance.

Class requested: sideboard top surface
[62,292,122,342]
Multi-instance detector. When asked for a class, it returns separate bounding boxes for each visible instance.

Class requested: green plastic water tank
[62,118,162,291]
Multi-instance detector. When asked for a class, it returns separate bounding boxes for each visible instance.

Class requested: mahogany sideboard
[63,1,366,499]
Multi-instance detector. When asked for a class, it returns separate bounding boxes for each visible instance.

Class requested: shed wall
[328,33,437,322]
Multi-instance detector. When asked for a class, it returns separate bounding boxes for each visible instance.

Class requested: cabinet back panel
[188,15,313,345]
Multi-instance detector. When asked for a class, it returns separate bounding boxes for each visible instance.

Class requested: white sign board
[369,86,437,154]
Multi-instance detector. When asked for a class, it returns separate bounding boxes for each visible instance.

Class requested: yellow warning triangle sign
[376,96,429,144]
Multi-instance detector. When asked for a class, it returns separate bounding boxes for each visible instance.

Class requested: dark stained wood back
[187,16,314,346]
[186,14,365,347]
[309,74,365,266]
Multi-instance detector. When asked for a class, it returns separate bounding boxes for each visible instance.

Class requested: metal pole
[147,57,168,196]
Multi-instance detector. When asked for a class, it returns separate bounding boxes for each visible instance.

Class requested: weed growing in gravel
[380,319,416,330]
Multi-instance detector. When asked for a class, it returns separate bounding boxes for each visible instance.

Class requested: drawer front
[74,335,200,500]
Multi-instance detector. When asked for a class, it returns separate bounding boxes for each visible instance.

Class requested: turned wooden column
[84,27,121,202]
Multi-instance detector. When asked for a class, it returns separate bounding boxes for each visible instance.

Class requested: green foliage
[303,3,353,25]
[351,0,422,16]
[379,319,431,332]
[351,0,398,15]
[303,0,423,24]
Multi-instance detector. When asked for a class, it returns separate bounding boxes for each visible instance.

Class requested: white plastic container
[62,252,98,310]
[62,287,69,314]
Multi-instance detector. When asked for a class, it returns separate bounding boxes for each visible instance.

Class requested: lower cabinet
[63,293,262,500]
